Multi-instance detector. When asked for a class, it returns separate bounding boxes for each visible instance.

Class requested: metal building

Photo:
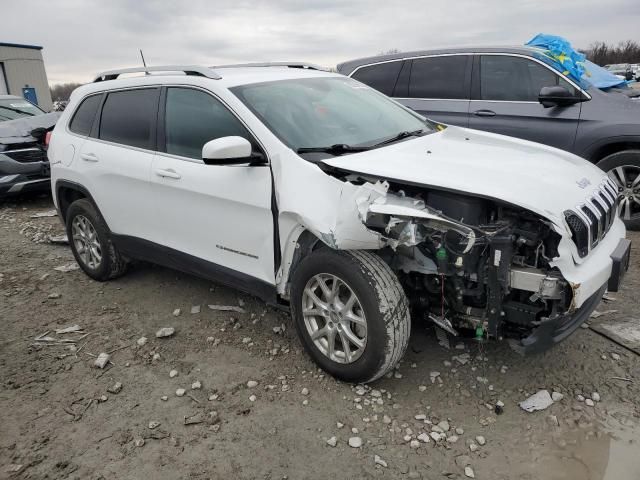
[0,42,53,112]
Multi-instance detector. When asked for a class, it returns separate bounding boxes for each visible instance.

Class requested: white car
[48,64,630,383]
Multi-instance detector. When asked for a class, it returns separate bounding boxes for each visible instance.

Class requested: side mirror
[202,136,262,165]
[538,86,582,108]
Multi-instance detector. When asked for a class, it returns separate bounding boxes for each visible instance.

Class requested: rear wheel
[290,249,410,383]
[66,199,128,281]
[597,150,640,230]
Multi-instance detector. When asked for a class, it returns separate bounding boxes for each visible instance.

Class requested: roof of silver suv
[337,45,544,76]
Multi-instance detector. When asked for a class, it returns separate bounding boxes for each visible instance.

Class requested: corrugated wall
[0,45,53,111]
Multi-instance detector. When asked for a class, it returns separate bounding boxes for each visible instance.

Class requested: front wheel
[597,150,640,231]
[290,249,411,383]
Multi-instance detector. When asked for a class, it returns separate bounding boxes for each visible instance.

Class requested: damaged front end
[320,171,588,354]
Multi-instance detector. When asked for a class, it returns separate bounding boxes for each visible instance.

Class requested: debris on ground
[176,388,186,397]
[247,380,258,388]
[48,292,61,299]
[30,209,58,218]
[137,336,148,346]
[169,369,178,378]
[54,263,79,273]
[48,234,69,244]
[94,353,111,369]
[107,382,123,394]
[326,436,337,447]
[348,437,362,448]
[173,308,181,316]
[155,327,175,338]
[148,420,160,429]
[551,391,564,402]
[519,390,554,412]
[374,455,388,468]
[191,380,202,390]
[208,304,245,313]
[55,325,82,334]
[590,309,618,318]
[191,305,201,314]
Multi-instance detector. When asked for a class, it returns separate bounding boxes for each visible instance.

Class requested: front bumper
[510,282,607,354]
[0,154,50,198]
[511,236,631,354]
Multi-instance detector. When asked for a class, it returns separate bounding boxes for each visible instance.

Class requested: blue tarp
[525,33,627,90]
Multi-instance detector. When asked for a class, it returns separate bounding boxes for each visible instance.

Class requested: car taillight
[45,131,52,147]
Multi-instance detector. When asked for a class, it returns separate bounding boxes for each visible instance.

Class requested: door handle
[155,168,181,179]
[472,109,496,117]
[80,153,99,162]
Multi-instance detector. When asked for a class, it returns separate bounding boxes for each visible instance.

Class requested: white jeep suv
[49,64,631,383]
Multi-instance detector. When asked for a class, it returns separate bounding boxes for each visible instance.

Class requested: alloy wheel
[71,215,102,269]
[608,165,640,222]
[301,273,367,364]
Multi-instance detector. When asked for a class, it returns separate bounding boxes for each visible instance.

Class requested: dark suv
[338,47,640,229]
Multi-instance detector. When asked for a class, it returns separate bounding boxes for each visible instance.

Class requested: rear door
[468,54,581,151]
[396,54,472,127]
[77,88,159,240]
[150,86,275,284]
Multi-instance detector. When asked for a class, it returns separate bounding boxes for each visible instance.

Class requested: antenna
[139,49,149,75]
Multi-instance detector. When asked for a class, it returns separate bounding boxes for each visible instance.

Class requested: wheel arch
[277,227,328,299]
[583,137,640,164]
[55,180,107,227]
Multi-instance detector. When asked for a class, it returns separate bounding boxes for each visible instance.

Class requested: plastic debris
[519,389,554,412]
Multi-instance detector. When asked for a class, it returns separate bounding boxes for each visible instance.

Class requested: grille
[565,178,619,258]
[3,147,47,163]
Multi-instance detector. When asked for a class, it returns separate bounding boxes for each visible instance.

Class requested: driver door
[150,86,275,285]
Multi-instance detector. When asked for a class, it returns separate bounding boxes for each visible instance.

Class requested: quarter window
[480,55,577,102]
[408,56,470,99]
[164,88,253,160]
[351,61,403,96]
[69,94,101,136]
[99,89,158,149]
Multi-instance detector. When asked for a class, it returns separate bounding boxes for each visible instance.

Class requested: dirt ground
[1,193,639,480]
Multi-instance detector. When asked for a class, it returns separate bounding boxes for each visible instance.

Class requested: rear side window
[351,61,403,96]
[68,95,101,136]
[164,87,253,160]
[480,55,578,102]
[99,89,158,149]
[408,56,469,99]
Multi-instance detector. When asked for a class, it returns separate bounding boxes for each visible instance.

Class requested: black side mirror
[538,86,582,108]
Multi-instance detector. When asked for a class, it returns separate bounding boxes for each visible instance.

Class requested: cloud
[1,0,638,84]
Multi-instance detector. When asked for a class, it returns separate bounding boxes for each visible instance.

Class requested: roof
[0,42,43,51]
[337,45,542,75]
[74,64,339,100]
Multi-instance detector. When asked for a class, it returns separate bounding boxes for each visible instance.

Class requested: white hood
[322,125,608,227]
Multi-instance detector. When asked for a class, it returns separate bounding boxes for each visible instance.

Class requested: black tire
[290,249,410,383]
[65,198,128,281]
[596,150,640,231]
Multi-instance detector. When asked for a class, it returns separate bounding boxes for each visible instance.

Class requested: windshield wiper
[0,106,35,117]
[297,144,372,155]
[368,128,426,148]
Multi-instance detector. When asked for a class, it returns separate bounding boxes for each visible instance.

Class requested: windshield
[0,98,45,121]
[231,77,432,154]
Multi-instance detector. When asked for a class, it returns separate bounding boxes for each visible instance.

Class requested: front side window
[408,56,470,99]
[164,88,253,160]
[480,55,578,102]
[0,98,45,121]
[231,77,431,153]
[351,61,403,96]
[99,89,158,149]
[69,94,101,136]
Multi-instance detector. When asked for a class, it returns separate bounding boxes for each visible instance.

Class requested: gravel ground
[1,194,639,480]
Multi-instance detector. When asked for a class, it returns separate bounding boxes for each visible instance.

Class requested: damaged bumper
[0,151,50,198]
[510,283,607,354]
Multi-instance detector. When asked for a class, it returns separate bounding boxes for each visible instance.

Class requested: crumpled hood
[322,125,608,227]
[0,112,60,145]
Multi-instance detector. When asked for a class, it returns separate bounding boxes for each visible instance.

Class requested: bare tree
[49,83,84,102]
[583,40,640,65]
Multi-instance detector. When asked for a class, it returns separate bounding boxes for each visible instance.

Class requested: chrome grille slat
[565,179,620,258]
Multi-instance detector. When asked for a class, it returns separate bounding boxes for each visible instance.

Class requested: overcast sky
[3,0,639,84]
